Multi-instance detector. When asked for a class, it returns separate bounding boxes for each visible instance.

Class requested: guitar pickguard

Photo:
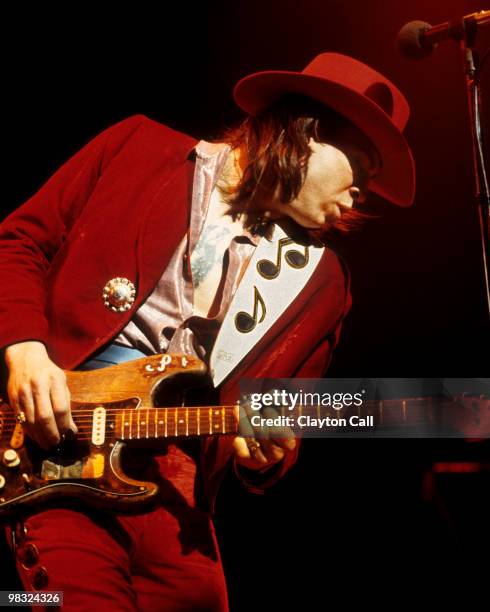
[40,453,105,480]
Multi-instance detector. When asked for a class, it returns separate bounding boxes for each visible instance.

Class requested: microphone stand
[460,14,490,317]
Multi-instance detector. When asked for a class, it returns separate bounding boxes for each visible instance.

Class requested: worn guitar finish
[0,353,238,519]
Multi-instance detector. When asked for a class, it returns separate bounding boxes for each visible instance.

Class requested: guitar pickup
[92,406,106,446]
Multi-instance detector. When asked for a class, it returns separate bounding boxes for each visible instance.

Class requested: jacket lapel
[210,223,325,386]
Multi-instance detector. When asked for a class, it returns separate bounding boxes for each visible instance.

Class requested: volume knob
[3,449,20,468]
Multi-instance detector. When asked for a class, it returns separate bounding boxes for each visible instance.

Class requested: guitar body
[1,416,158,516]
[0,353,211,519]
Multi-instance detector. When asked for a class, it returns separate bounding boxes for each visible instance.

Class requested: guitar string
[0,398,471,418]
[0,400,485,433]
[0,410,239,427]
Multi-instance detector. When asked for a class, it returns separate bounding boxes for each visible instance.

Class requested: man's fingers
[12,384,35,423]
[11,385,41,447]
[237,404,270,464]
[256,438,285,463]
[269,435,296,451]
[66,388,77,433]
[33,385,60,448]
[260,406,296,449]
[4,345,75,449]
[50,381,76,434]
[236,403,256,438]
[233,436,268,465]
[233,436,250,459]
[235,398,296,469]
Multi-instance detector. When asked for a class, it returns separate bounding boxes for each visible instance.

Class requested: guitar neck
[110,396,484,440]
[1,395,488,443]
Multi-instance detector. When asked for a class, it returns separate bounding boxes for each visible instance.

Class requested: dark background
[2,1,489,608]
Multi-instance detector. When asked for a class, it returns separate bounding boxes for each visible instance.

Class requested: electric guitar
[0,353,488,520]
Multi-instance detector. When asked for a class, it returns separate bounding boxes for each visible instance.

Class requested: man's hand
[4,341,77,449]
[232,401,297,471]
[233,435,296,471]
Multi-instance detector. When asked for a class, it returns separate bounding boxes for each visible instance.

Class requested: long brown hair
[217,94,373,237]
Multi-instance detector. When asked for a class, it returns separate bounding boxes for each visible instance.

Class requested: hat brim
[233,71,415,207]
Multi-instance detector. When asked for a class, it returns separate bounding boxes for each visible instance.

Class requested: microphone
[396,10,490,60]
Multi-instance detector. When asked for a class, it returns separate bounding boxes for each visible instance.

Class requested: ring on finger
[246,438,261,455]
[15,410,27,425]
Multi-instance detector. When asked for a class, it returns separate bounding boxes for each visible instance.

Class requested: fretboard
[114,405,238,440]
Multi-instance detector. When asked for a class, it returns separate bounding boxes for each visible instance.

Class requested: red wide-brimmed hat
[233,52,415,207]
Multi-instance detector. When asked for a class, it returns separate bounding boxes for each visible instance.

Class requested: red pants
[8,445,229,611]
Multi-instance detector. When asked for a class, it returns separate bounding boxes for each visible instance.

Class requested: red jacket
[0,114,351,509]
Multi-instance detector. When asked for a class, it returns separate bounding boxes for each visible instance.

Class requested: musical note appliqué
[210,223,324,386]
[234,286,266,333]
[257,238,309,279]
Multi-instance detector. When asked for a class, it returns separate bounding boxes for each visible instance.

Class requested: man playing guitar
[0,53,415,610]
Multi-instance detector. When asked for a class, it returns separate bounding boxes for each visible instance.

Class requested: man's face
[269,124,380,230]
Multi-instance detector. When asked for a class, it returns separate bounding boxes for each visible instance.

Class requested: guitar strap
[210,223,324,387]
